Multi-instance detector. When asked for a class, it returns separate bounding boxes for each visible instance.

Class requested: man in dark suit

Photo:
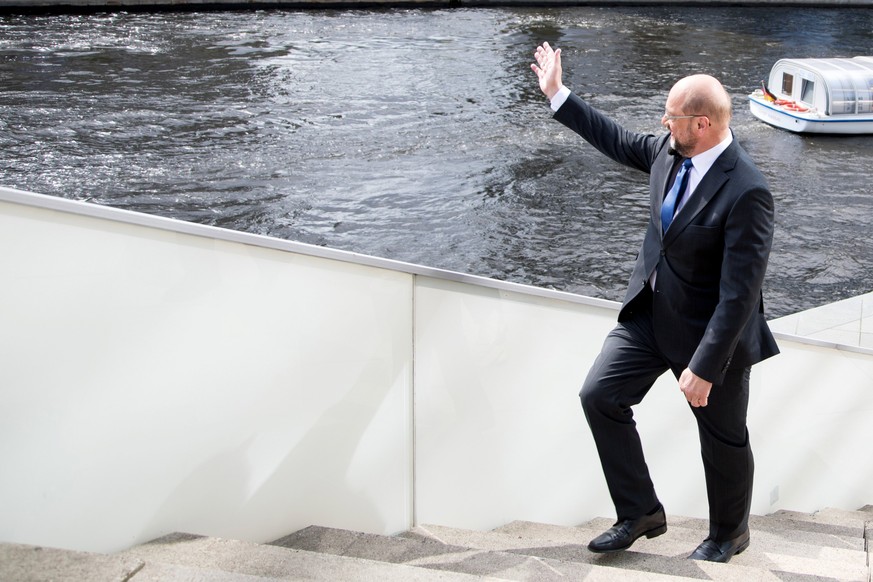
[531,42,779,563]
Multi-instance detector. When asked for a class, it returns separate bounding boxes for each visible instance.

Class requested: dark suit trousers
[579,302,754,542]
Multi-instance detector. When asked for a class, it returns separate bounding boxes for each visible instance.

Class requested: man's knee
[579,376,611,417]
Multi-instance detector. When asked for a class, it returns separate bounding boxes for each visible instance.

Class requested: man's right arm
[531,42,658,173]
[553,93,658,174]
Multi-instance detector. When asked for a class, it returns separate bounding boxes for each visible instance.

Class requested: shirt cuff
[550,86,571,112]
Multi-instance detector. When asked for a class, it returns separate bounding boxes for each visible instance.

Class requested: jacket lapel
[661,141,740,245]
[652,151,678,234]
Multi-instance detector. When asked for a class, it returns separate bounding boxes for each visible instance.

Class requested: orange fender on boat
[771,98,808,112]
[782,102,808,112]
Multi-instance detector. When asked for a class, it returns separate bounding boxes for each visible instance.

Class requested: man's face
[667,119,698,158]
[662,91,700,158]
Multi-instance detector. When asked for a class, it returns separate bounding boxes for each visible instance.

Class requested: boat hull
[748,95,873,135]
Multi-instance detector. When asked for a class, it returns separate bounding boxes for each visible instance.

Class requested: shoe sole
[733,538,751,556]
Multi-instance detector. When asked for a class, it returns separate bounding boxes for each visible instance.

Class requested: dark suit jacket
[554,92,779,385]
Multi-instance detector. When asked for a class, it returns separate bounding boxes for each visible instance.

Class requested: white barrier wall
[1,187,872,555]
[0,191,415,552]
[751,343,873,513]
[413,276,622,528]
[413,276,873,531]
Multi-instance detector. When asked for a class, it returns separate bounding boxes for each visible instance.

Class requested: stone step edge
[580,511,867,541]
[446,514,866,556]
[0,542,145,582]
[123,532,513,582]
[2,539,506,582]
[767,507,873,531]
[137,531,729,582]
[131,560,296,582]
[406,521,867,580]
[3,532,864,580]
[491,517,866,556]
[0,537,748,582]
[3,506,869,582]
[271,525,766,582]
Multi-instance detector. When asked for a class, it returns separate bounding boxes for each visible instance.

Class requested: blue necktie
[661,158,693,233]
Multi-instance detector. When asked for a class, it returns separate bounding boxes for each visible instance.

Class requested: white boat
[748,57,873,134]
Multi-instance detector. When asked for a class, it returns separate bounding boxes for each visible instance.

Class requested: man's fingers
[535,42,555,64]
[534,47,560,75]
[681,379,710,408]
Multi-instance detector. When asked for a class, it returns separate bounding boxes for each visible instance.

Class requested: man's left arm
[686,184,776,399]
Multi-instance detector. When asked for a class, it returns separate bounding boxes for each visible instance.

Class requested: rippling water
[2,7,872,317]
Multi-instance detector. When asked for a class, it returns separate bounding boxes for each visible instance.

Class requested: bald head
[670,75,732,130]
[663,74,732,156]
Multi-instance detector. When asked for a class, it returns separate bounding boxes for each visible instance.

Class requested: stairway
[2,507,870,581]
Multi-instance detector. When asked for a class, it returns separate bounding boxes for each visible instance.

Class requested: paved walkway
[770,291,873,351]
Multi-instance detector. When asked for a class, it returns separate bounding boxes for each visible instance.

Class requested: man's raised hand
[531,42,563,100]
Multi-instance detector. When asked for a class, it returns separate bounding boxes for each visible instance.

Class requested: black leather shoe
[688,530,750,563]
[587,505,667,553]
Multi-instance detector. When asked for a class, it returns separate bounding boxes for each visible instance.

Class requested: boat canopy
[770,57,873,116]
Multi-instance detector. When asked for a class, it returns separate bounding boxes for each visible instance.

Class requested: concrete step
[589,517,868,581]
[758,507,869,538]
[273,525,691,581]
[581,509,869,547]
[408,505,871,582]
[494,516,868,581]
[125,561,296,582]
[2,507,870,581]
[122,531,508,581]
[668,512,865,550]
[0,542,145,582]
[405,523,776,582]
[502,515,865,562]
[605,506,873,579]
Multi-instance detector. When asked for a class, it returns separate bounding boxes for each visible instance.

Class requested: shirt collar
[689,132,733,176]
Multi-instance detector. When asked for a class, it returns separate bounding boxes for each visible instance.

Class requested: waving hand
[530,42,563,100]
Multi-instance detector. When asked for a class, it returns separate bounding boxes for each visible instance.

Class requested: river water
[2,6,872,318]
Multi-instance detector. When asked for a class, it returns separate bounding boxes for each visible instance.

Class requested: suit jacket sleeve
[689,174,775,382]
[553,92,661,174]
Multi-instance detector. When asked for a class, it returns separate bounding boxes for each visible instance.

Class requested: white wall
[0,191,414,552]
[751,343,873,513]
[413,276,621,528]
[411,276,873,531]
[1,187,872,555]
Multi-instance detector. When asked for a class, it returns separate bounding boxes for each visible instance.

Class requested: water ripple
[2,7,873,318]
